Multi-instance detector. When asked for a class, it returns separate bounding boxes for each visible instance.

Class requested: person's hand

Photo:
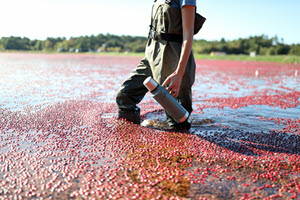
[162,72,183,97]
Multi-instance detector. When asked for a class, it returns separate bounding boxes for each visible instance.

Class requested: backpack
[165,0,206,34]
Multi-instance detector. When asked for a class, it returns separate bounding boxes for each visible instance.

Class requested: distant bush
[289,45,300,56]
[0,37,31,50]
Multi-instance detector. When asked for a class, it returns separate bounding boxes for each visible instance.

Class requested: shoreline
[1,50,300,64]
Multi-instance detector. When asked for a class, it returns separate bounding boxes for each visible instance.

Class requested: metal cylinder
[144,77,159,92]
[143,77,189,123]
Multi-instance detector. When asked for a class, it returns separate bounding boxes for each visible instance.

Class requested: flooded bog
[0,53,299,199]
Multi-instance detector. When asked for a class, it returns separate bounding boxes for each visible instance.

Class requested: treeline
[193,36,300,56]
[0,34,147,53]
[0,34,299,56]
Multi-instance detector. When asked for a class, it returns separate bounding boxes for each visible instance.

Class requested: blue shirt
[171,0,196,8]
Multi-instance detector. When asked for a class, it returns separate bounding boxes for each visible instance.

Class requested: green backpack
[164,0,206,34]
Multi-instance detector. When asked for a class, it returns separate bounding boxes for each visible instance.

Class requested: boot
[166,116,191,132]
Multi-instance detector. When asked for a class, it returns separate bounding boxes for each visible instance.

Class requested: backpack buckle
[149,30,158,40]
[165,0,172,4]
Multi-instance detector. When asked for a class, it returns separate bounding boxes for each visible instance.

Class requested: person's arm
[162,5,195,97]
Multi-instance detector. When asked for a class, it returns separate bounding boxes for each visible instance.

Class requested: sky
[0,0,299,44]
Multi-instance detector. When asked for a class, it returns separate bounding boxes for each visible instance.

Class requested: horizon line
[0,33,298,45]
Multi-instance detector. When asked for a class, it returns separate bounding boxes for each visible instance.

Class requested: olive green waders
[116,0,196,127]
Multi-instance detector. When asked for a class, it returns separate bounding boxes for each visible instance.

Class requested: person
[116,0,202,131]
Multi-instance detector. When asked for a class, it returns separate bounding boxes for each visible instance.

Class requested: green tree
[1,37,30,50]
[289,45,300,56]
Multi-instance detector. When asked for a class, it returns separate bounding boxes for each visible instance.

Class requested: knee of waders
[116,92,141,124]
[118,108,141,125]
[116,90,131,106]
[116,90,124,105]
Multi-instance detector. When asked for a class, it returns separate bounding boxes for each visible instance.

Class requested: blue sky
[0,0,299,44]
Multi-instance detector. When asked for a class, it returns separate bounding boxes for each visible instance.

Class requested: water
[0,53,299,199]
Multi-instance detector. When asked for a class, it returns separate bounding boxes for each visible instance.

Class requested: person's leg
[164,53,196,131]
[116,58,152,124]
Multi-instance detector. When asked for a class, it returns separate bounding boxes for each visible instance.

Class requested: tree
[1,37,30,50]
[289,45,300,56]
[0,34,299,56]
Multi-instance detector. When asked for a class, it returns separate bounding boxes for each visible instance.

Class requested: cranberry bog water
[0,53,299,199]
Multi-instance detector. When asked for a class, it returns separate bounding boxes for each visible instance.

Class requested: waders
[116,0,199,130]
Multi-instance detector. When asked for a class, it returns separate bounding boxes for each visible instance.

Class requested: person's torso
[145,0,196,85]
[150,0,183,35]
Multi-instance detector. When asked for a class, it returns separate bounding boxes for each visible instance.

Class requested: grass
[1,50,300,64]
[92,52,300,64]
[94,53,300,64]
[195,54,300,64]
[85,52,300,64]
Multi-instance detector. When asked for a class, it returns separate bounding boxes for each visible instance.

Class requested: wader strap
[149,30,183,43]
[149,2,163,32]
[160,33,183,43]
